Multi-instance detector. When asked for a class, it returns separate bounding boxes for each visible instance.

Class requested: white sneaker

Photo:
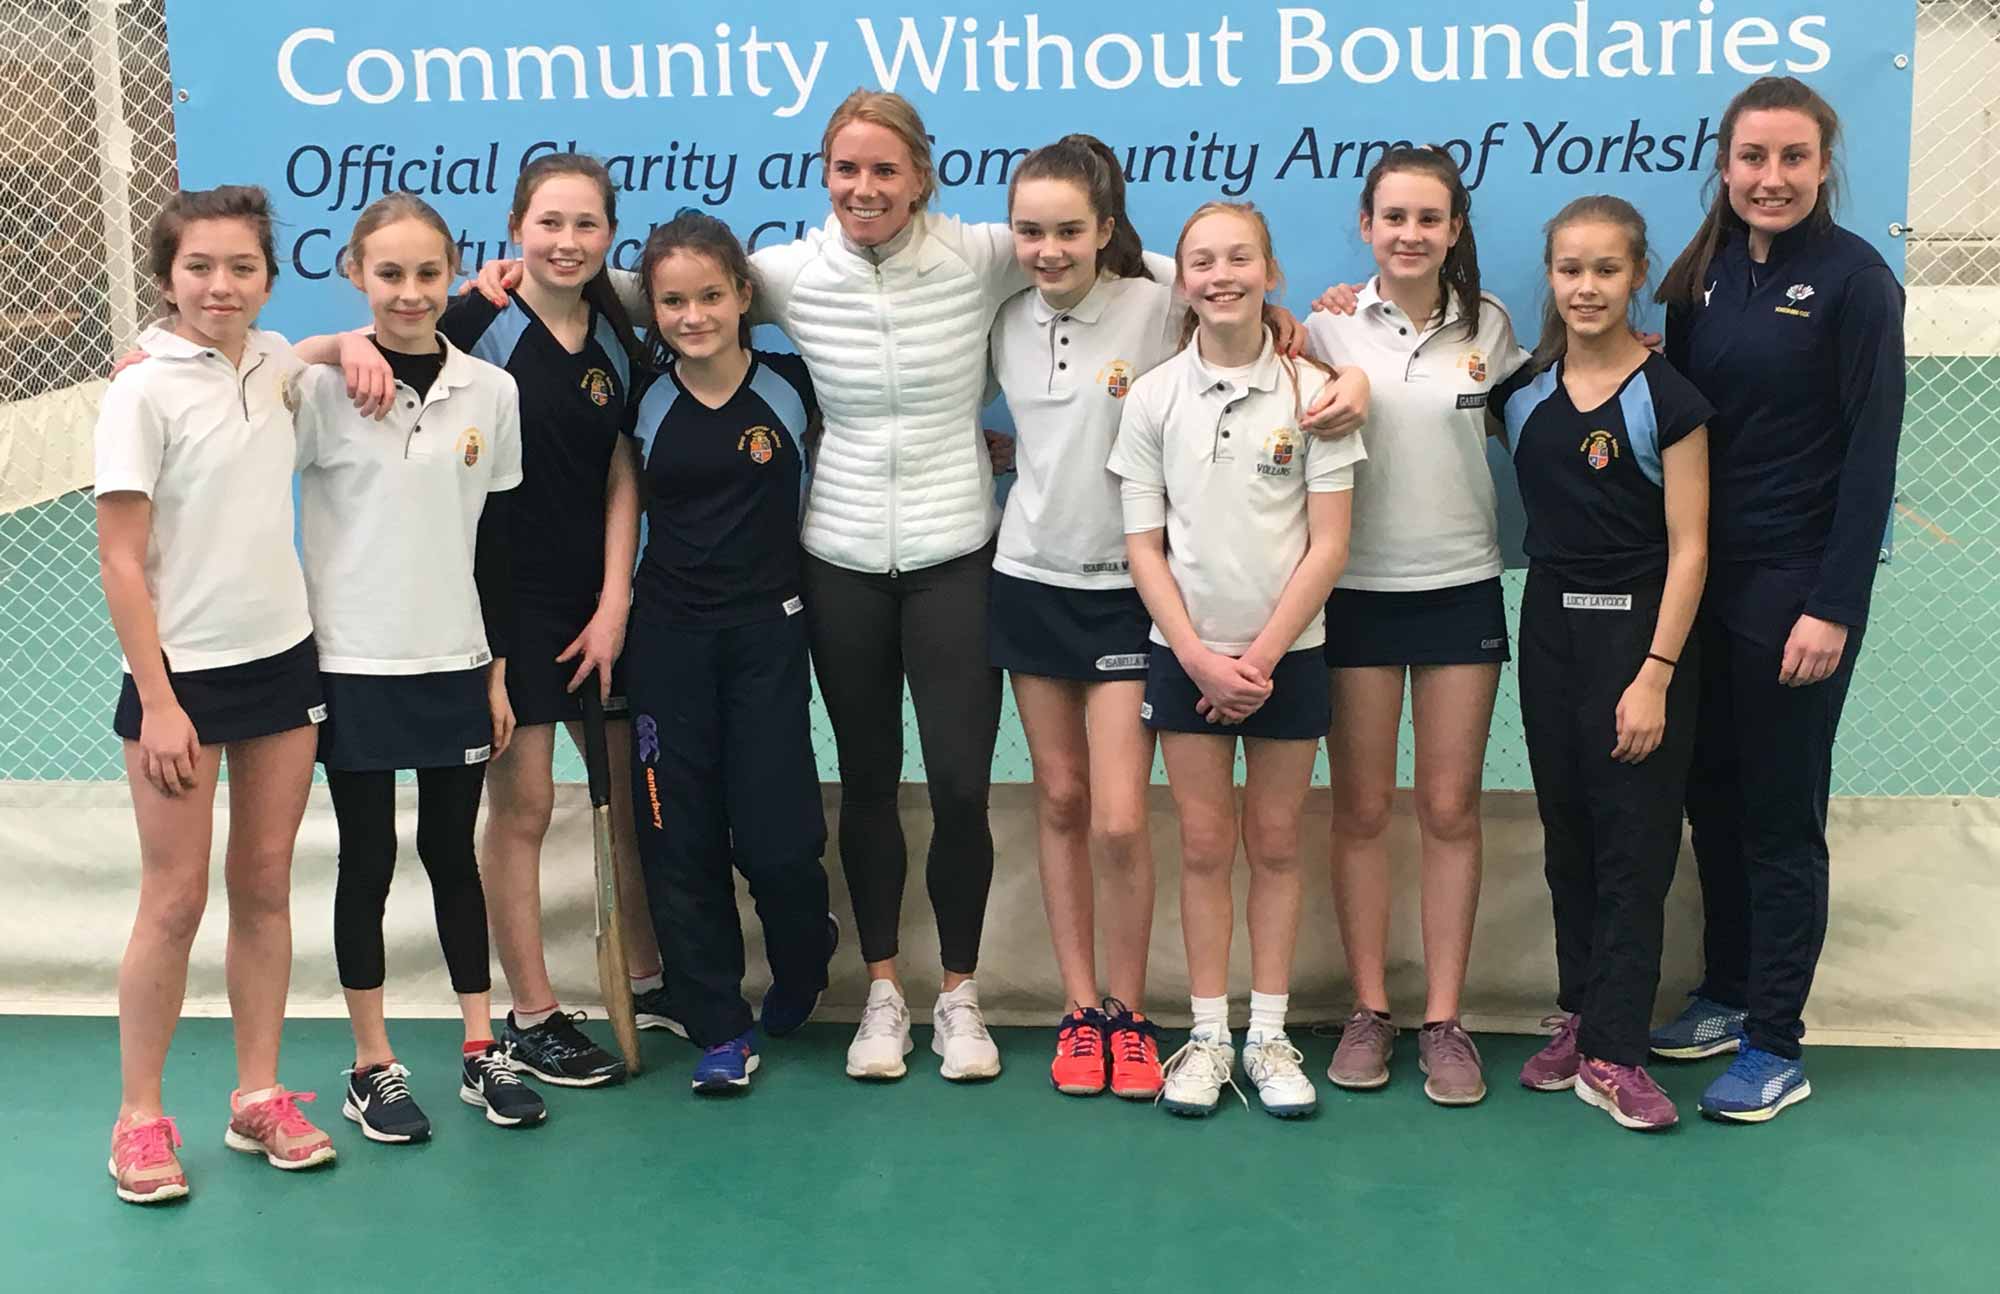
[931,979,1002,1081]
[1158,1029,1244,1117]
[845,980,914,1080]
[1242,1031,1317,1118]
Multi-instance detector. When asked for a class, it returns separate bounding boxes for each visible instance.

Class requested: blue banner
[165,1,1916,338]
[165,1,1916,560]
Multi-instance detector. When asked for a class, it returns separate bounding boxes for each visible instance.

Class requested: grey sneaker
[1416,1020,1487,1106]
[1326,1007,1397,1090]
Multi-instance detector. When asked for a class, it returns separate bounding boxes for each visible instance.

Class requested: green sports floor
[8,1016,1996,1292]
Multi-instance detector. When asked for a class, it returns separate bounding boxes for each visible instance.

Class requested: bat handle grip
[580,676,611,809]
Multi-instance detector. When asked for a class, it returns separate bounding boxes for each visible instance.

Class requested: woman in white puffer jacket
[476,91,1369,1083]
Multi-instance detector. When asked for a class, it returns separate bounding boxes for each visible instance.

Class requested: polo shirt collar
[1031,275,1115,326]
[140,322,280,365]
[1358,276,1460,333]
[431,333,478,397]
[1186,329,1281,394]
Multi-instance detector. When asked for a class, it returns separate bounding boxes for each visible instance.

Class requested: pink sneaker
[224,1088,338,1169]
[1519,1013,1582,1091]
[109,1114,189,1204]
[1576,1057,1680,1131]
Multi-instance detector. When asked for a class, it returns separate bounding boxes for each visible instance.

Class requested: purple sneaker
[1416,1020,1486,1106]
[1519,1013,1582,1091]
[1575,1057,1679,1131]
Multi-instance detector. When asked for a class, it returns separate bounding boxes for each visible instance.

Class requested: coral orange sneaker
[1050,1006,1109,1096]
[1105,1000,1165,1100]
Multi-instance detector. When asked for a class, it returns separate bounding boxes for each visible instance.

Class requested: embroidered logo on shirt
[1098,360,1136,399]
[1462,350,1488,383]
[1580,430,1619,471]
[1703,281,1717,308]
[740,426,777,464]
[580,368,613,406]
[456,427,483,467]
[1776,283,1816,319]
[1258,428,1296,476]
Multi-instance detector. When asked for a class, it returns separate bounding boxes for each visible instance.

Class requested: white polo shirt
[296,337,523,675]
[1304,280,1529,591]
[1107,334,1366,655]
[92,325,312,672]
[989,273,1183,589]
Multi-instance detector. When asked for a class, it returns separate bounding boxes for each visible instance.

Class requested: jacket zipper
[876,259,902,578]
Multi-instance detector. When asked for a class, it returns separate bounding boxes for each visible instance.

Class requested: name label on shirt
[1456,393,1489,410]
[469,648,493,668]
[1080,559,1130,575]
[1562,593,1633,612]
[307,704,329,724]
[783,596,804,616]
[1096,654,1148,672]
[464,745,492,765]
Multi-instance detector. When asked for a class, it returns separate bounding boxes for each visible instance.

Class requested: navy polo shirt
[625,350,817,628]
[440,290,632,608]
[1495,353,1712,588]
[1665,221,1905,630]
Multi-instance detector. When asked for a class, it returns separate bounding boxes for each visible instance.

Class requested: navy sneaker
[341,1062,430,1143]
[1649,995,1748,1060]
[1698,1046,1812,1123]
[460,1044,548,1128]
[634,985,688,1038]
[501,1010,626,1088]
[761,913,840,1038]
[692,1031,759,1093]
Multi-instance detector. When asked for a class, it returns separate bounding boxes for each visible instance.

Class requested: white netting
[0,3,1994,794]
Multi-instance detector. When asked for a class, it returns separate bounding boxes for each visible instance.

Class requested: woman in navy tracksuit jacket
[1652,76,1904,1122]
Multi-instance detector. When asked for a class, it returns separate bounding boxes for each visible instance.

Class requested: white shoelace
[1159,1038,1248,1109]
[1247,1035,1307,1083]
[476,1051,524,1087]
[937,996,990,1042]
[857,993,908,1040]
[348,1061,414,1104]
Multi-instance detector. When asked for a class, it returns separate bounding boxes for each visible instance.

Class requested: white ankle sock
[1248,991,1289,1041]
[630,971,664,993]
[1190,994,1230,1040]
[235,1085,278,1107]
[513,1004,559,1029]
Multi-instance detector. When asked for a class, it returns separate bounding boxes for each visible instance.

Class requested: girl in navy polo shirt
[621,211,834,1094]
[1495,196,1711,1132]
[1651,77,1904,1123]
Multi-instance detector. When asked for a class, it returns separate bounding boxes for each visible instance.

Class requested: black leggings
[328,764,491,994]
[801,544,1003,973]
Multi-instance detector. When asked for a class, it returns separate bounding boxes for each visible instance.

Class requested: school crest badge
[1098,360,1136,400]
[1462,350,1488,383]
[740,426,776,464]
[580,367,613,406]
[1258,428,1297,476]
[279,372,301,415]
[1581,430,1619,471]
[456,427,484,467]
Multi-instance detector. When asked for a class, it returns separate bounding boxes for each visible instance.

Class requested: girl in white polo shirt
[1304,147,1531,1107]
[294,194,546,1142]
[96,186,335,1203]
[988,135,1183,1101]
[1108,201,1366,1121]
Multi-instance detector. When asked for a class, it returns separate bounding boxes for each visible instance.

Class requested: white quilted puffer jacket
[750,212,1027,575]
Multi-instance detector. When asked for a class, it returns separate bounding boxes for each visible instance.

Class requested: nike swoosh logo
[354,1094,372,1112]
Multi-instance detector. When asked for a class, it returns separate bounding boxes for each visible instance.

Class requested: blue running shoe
[692,1031,760,1094]
[1698,1046,1811,1123]
[1649,995,1747,1060]
[762,913,840,1038]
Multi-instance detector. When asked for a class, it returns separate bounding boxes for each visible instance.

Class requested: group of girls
[94,69,1899,1203]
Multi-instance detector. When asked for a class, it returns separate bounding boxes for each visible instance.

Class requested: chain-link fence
[1,1,1994,794]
